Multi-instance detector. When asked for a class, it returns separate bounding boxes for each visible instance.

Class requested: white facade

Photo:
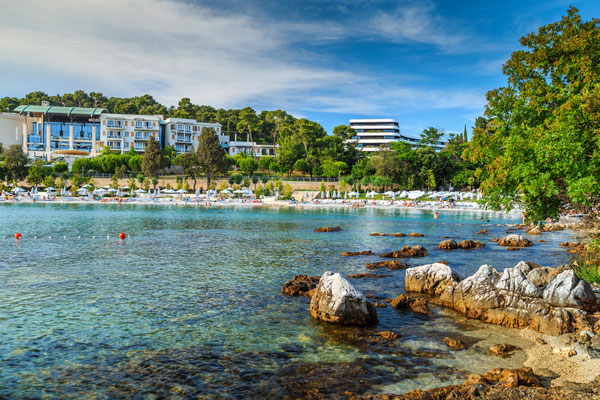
[348,118,446,152]
[227,141,275,158]
[0,112,28,148]
[99,114,162,154]
[163,118,225,154]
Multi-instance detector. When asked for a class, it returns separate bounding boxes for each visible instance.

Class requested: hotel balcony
[134,133,151,141]
[106,132,123,139]
[134,123,157,130]
[176,135,192,143]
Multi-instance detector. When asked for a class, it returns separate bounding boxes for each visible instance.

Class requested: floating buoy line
[4,232,128,241]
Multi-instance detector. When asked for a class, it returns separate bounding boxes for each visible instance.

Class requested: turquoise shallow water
[0,203,576,398]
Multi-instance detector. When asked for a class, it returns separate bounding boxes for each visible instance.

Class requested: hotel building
[99,114,162,154]
[13,104,104,161]
[163,118,226,154]
[348,118,446,152]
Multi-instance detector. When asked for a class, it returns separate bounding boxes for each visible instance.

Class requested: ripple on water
[0,203,576,397]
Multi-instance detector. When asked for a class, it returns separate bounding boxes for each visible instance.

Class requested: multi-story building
[99,114,162,154]
[348,118,446,152]
[0,112,29,148]
[13,104,105,160]
[163,118,226,154]
[5,104,271,163]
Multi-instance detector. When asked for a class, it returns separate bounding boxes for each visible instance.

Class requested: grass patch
[574,261,600,285]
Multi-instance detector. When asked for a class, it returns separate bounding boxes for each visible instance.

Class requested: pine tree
[463,125,468,143]
[141,136,164,187]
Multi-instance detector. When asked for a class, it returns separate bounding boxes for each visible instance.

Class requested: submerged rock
[366,260,410,270]
[442,337,465,350]
[380,245,428,258]
[489,343,518,356]
[282,274,320,297]
[389,294,430,314]
[314,226,342,232]
[407,232,425,237]
[348,273,390,279]
[458,240,485,249]
[309,271,378,326]
[341,250,372,256]
[369,232,406,237]
[496,234,534,247]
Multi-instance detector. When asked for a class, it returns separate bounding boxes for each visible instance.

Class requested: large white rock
[405,263,463,295]
[542,270,598,312]
[495,267,542,297]
[309,271,378,325]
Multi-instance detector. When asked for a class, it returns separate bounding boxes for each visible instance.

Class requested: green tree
[174,152,201,191]
[3,145,29,183]
[237,107,260,155]
[293,159,311,175]
[52,162,68,174]
[419,127,444,147]
[141,136,164,185]
[332,124,356,140]
[26,159,46,187]
[197,127,228,188]
[239,157,258,176]
[465,7,600,222]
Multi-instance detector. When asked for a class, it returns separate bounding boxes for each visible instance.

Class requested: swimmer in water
[434,211,439,219]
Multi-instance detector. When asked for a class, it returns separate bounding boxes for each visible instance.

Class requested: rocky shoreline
[280,223,600,398]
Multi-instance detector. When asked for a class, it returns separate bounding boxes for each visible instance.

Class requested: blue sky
[1,0,599,138]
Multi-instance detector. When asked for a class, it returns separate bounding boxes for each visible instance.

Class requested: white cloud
[0,0,354,108]
[0,0,487,121]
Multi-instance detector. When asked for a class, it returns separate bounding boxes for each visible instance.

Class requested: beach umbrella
[326,190,330,199]
[12,187,25,193]
[157,188,161,195]
[135,188,146,193]
[108,188,117,193]
[46,187,56,192]
[344,192,347,199]
[77,188,88,196]
[116,189,122,197]
[103,185,111,189]
[177,189,187,194]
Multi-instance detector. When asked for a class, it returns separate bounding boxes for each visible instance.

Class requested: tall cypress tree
[197,127,228,188]
[463,125,468,143]
[141,136,164,187]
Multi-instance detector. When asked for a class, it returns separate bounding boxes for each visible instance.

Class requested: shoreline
[0,196,525,216]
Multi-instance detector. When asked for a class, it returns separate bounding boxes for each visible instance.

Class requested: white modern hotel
[348,118,446,152]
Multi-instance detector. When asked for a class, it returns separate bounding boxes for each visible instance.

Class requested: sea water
[0,203,576,398]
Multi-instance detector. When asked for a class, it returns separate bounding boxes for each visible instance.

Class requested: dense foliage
[465,7,600,222]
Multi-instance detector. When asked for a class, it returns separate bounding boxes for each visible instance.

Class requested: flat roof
[14,105,107,117]
[349,118,398,123]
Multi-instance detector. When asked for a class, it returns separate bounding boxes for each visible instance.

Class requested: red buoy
[15,232,22,240]
[119,232,126,240]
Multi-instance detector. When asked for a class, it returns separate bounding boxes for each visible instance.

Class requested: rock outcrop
[282,274,320,296]
[438,239,458,250]
[496,234,534,247]
[458,240,485,249]
[314,226,342,232]
[369,232,406,237]
[489,343,518,356]
[309,271,378,326]
[341,250,372,256]
[406,261,599,335]
[380,245,428,258]
[389,294,430,314]
[407,232,425,237]
[405,263,463,295]
[365,260,410,270]
[542,270,597,312]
